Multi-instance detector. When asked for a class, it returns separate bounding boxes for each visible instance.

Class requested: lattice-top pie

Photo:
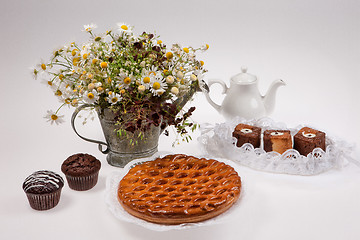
[117,154,242,225]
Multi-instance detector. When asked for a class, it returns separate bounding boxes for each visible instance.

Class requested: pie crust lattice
[118,154,242,225]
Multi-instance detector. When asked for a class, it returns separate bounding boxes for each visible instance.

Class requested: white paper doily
[198,117,359,176]
[104,151,245,231]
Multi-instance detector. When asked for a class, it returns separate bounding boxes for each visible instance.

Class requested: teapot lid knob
[231,66,257,83]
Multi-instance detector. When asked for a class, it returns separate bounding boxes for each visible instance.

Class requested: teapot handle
[203,79,228,112]
[71,104,110,154]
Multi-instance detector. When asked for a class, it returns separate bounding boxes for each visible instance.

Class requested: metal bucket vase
[70,80,207,167]
[71,104,161,167]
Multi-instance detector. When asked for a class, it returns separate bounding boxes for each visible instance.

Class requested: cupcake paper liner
[65,171,99,191]
[25,188,62,211]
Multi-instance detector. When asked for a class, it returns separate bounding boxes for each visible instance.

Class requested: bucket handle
[71,104,110,154]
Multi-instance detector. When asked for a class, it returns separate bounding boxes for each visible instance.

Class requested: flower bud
[166,76,174,84]
[171,87,179,95]
[190,74,197,81]
[138,85,146,92]
[176,71,184,79]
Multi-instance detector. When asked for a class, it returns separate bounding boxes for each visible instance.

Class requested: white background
[1,0,360,239]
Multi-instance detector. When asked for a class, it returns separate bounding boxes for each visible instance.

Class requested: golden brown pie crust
[117,154,242,225]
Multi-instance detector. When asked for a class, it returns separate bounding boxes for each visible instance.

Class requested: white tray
[104,152,245,231]
[198,117,359,176]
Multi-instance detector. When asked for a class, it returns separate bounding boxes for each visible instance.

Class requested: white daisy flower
[140,70,158,90]
[149,76,167,97]
[30,65,40,80]
[107,92,122,105]
[80,43,91,59]
[117,22,132,34]
[35,59,49,73]
[201,44,209,51]
[83,90,99,104]
[44,110,65,125]
[83,23,97,32]
[116,73,133,89]
[144,65,159,77]
[41,78,58,90]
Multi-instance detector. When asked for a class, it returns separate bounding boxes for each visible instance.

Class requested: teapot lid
[231,67,257,83]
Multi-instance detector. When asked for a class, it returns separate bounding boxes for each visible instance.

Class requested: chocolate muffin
[294,127,326,156]
[61,153,101,191]
[233,123,261,148]
[263,130,292,154]
[23,170,64,210]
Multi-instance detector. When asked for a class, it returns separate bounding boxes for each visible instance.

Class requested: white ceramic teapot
[203,67,285,120]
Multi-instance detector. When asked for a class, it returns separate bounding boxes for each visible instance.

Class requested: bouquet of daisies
[33,23,208,144]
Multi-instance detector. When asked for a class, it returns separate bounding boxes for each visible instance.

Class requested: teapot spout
[262,79,286,115]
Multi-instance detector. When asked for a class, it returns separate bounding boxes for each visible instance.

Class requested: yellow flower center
[41,64,46,70]
[166,52,173,59]
[143,77,150,84]
[73,57,80,66]
[153,82,161,90]
[124,77,131,84]
[183,47,189,53]
[47,81,52,86]
[87,92,94,99]
[200,60,204,66]
[206,44,209,49]
[65,98,71,104]
[59,74,64,80]
[51,114,58,121]
[92,59,98,64]
[97,87,103,92]
[71,49,78,56]
[121,25,128,30]
[100,62,108,68]
[111,97,118,103]
[55,90,62,96]
[107,77,112,83]
[157,40,162,44]
[87,73,93,79]
[120,89,125,94]
[83,53,88,59]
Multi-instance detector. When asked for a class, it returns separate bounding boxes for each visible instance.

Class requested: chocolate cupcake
[61,153,101,191]
[23,170,64,210]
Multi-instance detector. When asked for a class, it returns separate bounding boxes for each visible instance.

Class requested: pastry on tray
[263,129,292,154]
[294,127,326,156]
[232,123,261,148]
[23,170,64,210]
[117,154,242,225]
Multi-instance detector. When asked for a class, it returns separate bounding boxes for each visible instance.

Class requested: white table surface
[1,0,360,239]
